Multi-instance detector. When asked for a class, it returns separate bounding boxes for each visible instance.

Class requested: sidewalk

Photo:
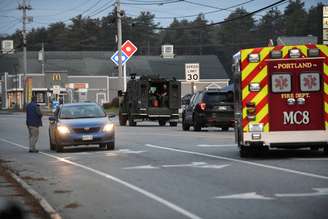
[0,161,48,219]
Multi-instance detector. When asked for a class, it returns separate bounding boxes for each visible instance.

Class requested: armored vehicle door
[139,80,149,108]
[169,81,181,109]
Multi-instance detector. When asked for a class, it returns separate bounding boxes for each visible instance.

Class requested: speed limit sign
[185,63,200,82]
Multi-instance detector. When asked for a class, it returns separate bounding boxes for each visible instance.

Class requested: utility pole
[18,0,32,107]
[40,42,45,74]
[116,0,123,90]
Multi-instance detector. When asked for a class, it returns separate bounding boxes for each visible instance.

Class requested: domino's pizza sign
[111,40,138,65]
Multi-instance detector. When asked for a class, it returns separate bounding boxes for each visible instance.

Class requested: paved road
[0,113,327,219]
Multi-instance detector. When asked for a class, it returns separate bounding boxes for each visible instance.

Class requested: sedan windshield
[59,104,106,119]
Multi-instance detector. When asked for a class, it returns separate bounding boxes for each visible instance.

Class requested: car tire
[99,143,106,148]
[55,144,64,153]
[129,119,136,126]
[182,119,190,131]
[119,113,127,126]
[159,120,166,126]
[169,122,177,127]
[106,142,115,150]
[49,131,55,151]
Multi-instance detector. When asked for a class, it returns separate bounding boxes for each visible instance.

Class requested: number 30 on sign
[185,63,200,82]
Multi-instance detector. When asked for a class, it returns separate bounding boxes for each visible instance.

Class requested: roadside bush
[103,97,119,109]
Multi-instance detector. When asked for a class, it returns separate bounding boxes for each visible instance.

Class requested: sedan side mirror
[107,113,116,118]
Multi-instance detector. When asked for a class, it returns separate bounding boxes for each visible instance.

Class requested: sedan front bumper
[55,130,115,146]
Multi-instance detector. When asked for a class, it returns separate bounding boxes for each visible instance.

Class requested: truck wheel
[129,119,136,126]
[193,121,201,131]
[182,119,190,131]
[310,146,319,151]
[159,120,166,126]
[239,145,250,158]
[119,114,127,126]
[324,146,328,155]
[169,122,177,127]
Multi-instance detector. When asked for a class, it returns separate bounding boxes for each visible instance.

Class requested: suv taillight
[198,102,206,111]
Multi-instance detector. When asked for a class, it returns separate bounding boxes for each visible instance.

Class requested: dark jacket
[26,101,43,127]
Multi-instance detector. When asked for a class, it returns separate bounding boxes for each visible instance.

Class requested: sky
[0,0,324,35]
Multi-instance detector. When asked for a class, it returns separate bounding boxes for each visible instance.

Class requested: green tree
[257,7,285,44]
[45,22,67,50]
[306,3,323,43]
[283,0,308,36]
[128,11,160,55]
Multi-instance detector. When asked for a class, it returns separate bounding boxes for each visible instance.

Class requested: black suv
[182,89,234,131]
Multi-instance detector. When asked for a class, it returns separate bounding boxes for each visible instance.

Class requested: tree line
[0,0,323,76]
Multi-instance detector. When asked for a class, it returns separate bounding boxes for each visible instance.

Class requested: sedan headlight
[103,123,114,132]
[57,125,70,135]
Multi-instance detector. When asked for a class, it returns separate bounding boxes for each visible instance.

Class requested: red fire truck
[232,44,328,157]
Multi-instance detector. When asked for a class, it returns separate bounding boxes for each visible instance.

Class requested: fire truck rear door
[268,58,325,131]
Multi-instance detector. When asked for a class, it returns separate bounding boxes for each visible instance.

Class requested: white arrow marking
[215,192,274,200]
[105,152,118,157]
[118,149,147,154]
[196,164,230,169]
[123,165,159,170]
[275,188,328,198]
[197,144,236,148]
[162,162,207,168]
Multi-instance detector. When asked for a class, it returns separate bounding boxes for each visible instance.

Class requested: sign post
[185,63,200,94]
[111,40,137,92]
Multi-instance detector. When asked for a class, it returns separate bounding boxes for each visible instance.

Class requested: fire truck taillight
[248,53,260,63]
[249,82,260,92]
[246,102,256,121]
[308,48,319,57]
[270,50,282,59]
[289,49,301,58]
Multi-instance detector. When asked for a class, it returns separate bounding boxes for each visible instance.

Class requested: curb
[6,169,62,219]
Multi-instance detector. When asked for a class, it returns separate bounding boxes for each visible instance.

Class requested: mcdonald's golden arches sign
[52,73,61,81]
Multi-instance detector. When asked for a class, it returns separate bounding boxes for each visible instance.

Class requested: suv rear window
[203,92,232,103]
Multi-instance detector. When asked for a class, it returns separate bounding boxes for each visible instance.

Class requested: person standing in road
[26,96,42,153]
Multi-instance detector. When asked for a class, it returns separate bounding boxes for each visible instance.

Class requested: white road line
[275,188,328,198]
[215,192,274,200]
[123,165,160,170]
[196,144,236,148]
[291,158,328,161]
[144,144,328,180]
[0,137,203,219]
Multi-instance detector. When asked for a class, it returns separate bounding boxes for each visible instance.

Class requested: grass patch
[104,107,118,114]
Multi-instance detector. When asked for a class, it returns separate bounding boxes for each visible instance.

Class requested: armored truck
[118,75,181,126]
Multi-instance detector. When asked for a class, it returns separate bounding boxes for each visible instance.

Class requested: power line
[33,0,95,18]
[154,0,288,30]
[154,0,256,19]
[87,0,116,18]
[121,0,182,6]
[79,0,106,16]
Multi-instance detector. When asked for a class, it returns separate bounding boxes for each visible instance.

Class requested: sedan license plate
[82,135,93,141]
